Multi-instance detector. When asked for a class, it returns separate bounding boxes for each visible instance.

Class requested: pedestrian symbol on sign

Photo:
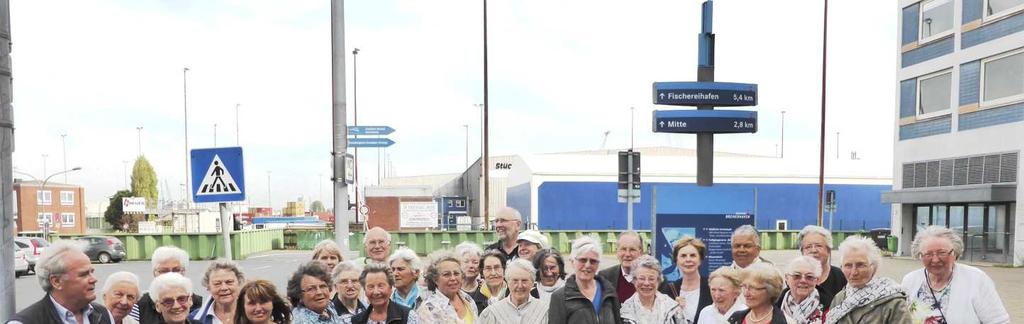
[196,155,241,195]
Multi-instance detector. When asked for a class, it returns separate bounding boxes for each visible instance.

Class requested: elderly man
[7,241,114,324]
[598,231,643,302]
[729,225,772,269]
[129,246,204,323]
[358,227,392,266]
[102,272,141,324]
[486,207,522,263]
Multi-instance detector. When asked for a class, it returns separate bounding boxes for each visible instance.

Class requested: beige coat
[828,289,912,324]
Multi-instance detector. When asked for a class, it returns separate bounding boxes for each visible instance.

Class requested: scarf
[391,284,419,309]
[824,277,904,324]
[481,283,507,305]
[782,289,823,324]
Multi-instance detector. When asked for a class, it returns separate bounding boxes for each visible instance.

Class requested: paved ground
[12,250,1023,322]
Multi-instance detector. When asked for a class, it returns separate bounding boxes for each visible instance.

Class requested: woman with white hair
[548,235,621,324]
[103,271,141,324]
[621,255,685,324]
[696,267,745,324]
[416,249,479,324]
[796,225,846,297]
[901,226,1009,324]
[132,246,204,323]
[455,241,484,295]
[150,273,201,324]
[389,247,425,310]
[825,236,910,324]
[190,260,246,324]
[478,259,549,324]
[775,256,831,324]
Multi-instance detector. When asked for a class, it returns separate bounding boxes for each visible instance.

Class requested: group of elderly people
[7,206,1012,324]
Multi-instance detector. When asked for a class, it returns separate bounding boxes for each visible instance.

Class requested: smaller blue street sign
[652,109,758,134]
[348,126,395,136]
[191,147,245,203]
[349,137,395,148]
[653,82,757,106]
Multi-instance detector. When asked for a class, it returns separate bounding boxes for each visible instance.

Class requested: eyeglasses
[302,284,331,294]
[159,295,191,308]
[494,218,518,224]
[440,271,464,279]
[787,273,818,282]
[920,249,953,259]
[367,240,389,247]
[575,258,600,265]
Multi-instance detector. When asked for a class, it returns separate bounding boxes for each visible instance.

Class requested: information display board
[400,201,438,228]
[654,213,755,281]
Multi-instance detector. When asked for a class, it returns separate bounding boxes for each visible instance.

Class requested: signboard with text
[122,197,147,214]
[652,81,758,106]
[654,213,755,281]
[400,201,438,228]
[653,109,757,134]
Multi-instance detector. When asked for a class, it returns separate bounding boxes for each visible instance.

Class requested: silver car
[14,236,49,273]
[14,245,29,278]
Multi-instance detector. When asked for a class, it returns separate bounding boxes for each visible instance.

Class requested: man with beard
[7,241,114,324]
[485,207,522,264]
[598,231,643,302]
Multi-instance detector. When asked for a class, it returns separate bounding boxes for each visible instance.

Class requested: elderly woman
[416,250,479,324]
[352,263,420,324]
[658,236,713,323]
[132,246,204,323]
[696,267,745,324]
[775,256,831,324]
[234,280,291,324]
[621,255,685,324]
[548,235,621,324]
[726,263,791,324]
[313,240,344,274]
[470,250,507,309]
[151,273,201,324]
[287,261,343,323]
[478,259,549,324]
[331,261,366,318]
[103,271,141,324]
[824,236,910,324]
[901,226,1009,324]
[531,248,566,302]
[455,242,484,294]
[190,260,246,324]
[515,229,548,262]
[389,247,424,310]
[797,225,846,297]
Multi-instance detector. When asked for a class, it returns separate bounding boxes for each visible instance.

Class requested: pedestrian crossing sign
[191,147,246,203]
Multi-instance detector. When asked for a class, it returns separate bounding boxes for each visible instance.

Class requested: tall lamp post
[352,48,360,222]
[60,134,68,183]
[183,67,191,209]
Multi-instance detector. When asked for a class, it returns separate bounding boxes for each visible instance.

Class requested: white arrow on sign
[659,121,665,128]
[659,93,665,99]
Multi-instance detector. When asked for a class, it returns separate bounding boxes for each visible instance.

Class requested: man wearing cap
[516,230,547,262]
[485,207,522,263]
[598,231,644,301]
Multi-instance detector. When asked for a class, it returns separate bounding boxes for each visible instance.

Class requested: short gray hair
[201,260,246,290]
[149,272,193,302]
[629,255,663,283]
[388,247,423,271]
[569,235,602,261]
[504,259,536,282]
[423,249,461,291]
[911,225,964,259]
[359,263,395,288]
[362,227,392,245]
[151,246,190,272]
[618,231,644,251]
[455,241,483,259]
[785,255,822,278]
[102,271,140,296]
[708,266,742,288]
[741,263,784,302]
[332,261,362,285]
[731,225,760,247]
[797,225,833,249]
[312,239,343,261]
[36,240,87,292]
[838,235,882,269]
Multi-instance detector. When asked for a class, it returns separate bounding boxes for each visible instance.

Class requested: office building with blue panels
[885,0,1023,265]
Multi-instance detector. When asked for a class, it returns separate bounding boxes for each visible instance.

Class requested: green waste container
[887,236,898,252]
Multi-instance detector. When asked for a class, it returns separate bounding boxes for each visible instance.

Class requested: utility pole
[352,48,360,225]
[817,0,830,226]
[1,0,18,316]
[330,0,352,254]
[482,0,491,228]
[61,134,68,183]
[695,0,715,186]
[183,67,190,209]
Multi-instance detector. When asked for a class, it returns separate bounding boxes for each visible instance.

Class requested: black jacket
[727,306,790,324]
[658,276,713,324]
[7,295,113,324]
[332,295,367,316]
[548,275,623,324]
[484,240,518,264]
[133,292,203,324]
[349,302,412,324]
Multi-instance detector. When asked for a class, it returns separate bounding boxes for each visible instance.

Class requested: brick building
[13,180,87,234]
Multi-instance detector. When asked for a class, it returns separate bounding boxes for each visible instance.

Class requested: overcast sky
[10,0,896,212]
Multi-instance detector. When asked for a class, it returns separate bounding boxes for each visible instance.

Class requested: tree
[103,190,133,230]
[131,156,159,208]
[310,200,325,213]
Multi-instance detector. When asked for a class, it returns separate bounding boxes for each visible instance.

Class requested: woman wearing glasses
[416,250,479,324]
[150,272,202,324]
[548,235,622,324]
[775,256,831,324]
[796,225,846,298]
[901,226,1009,324]
[824,236,910,324]
[727,263,791,324]
[287,262,344,323]
[469,250,507,310]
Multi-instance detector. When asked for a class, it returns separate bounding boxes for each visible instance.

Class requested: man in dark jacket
[485,207,522,264]
[6,241,113,324]
[598,231,643,302]
[128,246,203,323]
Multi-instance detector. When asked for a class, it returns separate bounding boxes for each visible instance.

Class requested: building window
[37,212,53,225]
[60,191,74,206]
[917,70,952,117]
[985,0,1024,19]
[920,0,953,42]
[61,213,75,227]
[981,49,1024,106]
[36,190,52,206]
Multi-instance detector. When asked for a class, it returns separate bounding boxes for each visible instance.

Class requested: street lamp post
[266,171,272,213]
[353,48,360,223]
[60,134,68,183]
[136,127,143,157]
[183,67,191,209]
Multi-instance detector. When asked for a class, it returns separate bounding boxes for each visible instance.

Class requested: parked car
[14,236,50,273]
[14,245,29,278]
[75,235,126,263]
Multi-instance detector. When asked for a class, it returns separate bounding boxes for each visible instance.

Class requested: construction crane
[600,130,611,150]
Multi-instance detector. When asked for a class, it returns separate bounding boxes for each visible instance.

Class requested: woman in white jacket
[901,226,1009,324]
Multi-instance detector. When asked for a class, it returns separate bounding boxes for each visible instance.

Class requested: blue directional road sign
[652,110,758,134]
[653,82,757,106]
[347,126,395,136]
[191,147,246,203]
[349,137,395,148]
